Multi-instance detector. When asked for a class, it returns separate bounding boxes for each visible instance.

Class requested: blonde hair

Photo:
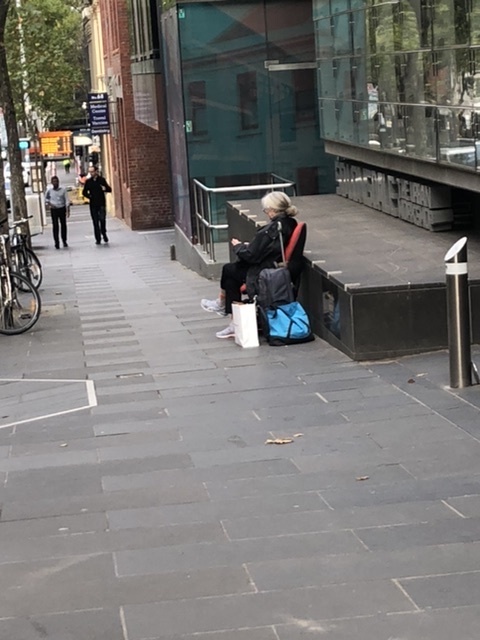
[261,191,298,217]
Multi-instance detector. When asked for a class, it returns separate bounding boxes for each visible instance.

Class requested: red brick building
[98,0,172,230]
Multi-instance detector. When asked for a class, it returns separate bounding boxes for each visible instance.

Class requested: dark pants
[220,261,249,314]
[90,205,107,243]
[51,207,67,247]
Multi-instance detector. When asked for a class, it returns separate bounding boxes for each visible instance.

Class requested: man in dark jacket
[82,165,112,244]
[201,191,298,339]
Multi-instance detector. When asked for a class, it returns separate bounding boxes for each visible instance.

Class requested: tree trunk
[0,0,28,223]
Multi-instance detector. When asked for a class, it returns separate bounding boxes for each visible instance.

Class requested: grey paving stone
[274,607,480,640]
[0,560,252,617]
[319,474,480,509]
[101,458,299,492]
[354,515,480,551]
[223,499,457,540]
[0,607,123,640]
[107,491,324,529]
[0,512,107,538]
[93,419,172,436]
[95,390,160,405]
[447,494,480,517]
[4,466,103,501]
[114,529,366,577]
[400,570,480,609]
[247,540,480,591]
[291,452,407,475]
[0,450,98,472]
[206,463,416,502]
[145,629,277,640]
[122,581,414,638]
[0,522,226,564]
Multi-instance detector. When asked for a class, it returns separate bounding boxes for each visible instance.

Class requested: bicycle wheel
[25,248,42,289]
[11,247,42,290]
[0,273,41,335]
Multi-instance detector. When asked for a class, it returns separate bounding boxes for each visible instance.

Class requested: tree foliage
[0,0,28,223]
[5,0,86,132]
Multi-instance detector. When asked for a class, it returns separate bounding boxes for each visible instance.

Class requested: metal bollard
[444,237,471,388]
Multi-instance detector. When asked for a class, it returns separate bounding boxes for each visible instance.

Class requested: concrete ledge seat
[227,195,480,361]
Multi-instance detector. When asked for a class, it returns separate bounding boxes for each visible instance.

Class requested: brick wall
[99,0,172,230]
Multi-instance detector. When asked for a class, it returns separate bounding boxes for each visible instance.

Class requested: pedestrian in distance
[82,165,112,245]
[63,158,71,174]
[45,175,71,249]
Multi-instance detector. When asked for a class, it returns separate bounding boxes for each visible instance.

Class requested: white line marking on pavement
[315,392,329,403]
[441,499,467,518]
[86,379,98,407]
[0,378,97,430]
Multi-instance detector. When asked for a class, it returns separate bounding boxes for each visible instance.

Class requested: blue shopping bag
[265,301,314,346]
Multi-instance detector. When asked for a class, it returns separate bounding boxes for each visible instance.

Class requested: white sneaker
[216,323,235,339]
[201,298,226,316]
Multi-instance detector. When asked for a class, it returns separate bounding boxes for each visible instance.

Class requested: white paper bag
[232,302,259,348]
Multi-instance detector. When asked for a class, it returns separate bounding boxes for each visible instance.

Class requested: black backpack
[256,266,294,310]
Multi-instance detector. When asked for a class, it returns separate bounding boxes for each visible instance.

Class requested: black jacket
[233,213,297,298]
[82,176,112,208]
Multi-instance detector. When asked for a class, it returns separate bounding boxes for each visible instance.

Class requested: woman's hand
[231,238,242,246]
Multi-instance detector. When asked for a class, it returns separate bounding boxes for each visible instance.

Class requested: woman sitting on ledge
[201,191,298,339]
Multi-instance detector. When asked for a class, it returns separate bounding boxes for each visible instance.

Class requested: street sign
[87,92,111,135]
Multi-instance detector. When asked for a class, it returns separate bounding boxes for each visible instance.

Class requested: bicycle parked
[10,216,43,290]
[0,217,41,335]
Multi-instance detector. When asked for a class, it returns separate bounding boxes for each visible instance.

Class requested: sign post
[87,92,111,135]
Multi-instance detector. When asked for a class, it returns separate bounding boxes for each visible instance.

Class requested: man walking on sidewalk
[82,165,112,245]
[45,176,70,249]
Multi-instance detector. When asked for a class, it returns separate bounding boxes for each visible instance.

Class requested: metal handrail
[192,176,296,262]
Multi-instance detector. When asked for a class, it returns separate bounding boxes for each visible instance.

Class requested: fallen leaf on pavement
[265,438,294,445]
[293,433,304,438]
[356,476,370,481]
[407,378,415,383]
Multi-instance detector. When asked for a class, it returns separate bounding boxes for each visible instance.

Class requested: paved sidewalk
[2,203,480,639]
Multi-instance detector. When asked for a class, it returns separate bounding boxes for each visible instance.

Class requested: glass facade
[315,0,480,171]
[161,1,336,238]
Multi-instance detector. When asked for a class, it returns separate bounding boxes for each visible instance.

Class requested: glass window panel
[395,52,428,103]
[337,100,355,142]
[320,98,338,138]
[318,60,337,97]
[374,54,399,103]
[432,0,470,47]
[351,6,365,55]
[332,12,352,55]
[403,105,437,160]
[351,56,366,100]
[314,0,332,21]
[265,0,315,63]
[371,4,396,53]
[395,0,423,51]
[188,81,208,136]
[471,3,480,42]
[315,17,334,59]
[237,72,259,131]
[336,58,354,99]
